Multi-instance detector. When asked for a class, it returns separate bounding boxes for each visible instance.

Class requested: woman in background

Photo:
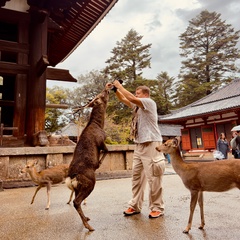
[217,133,230,159]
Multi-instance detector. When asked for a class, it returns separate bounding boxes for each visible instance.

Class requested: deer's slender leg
[31,185,42,204]
[198,191,205,230]
[183,190,199,234]
[73,175,95,231]
[45,182,51,210]
[99,152,108,165]
[67,189,75,204]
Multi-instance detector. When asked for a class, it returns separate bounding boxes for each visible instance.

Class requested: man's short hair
[136,86,150,96]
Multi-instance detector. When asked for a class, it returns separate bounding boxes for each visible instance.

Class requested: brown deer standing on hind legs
[65,84,111,231]
[156,138,240,234]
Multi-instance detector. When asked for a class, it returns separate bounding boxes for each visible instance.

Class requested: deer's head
[85,86,110,108]
[73,84,110,114]
[156,137,180,154]
[21,161,38,173]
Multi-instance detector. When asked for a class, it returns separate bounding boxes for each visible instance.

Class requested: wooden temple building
[159,79,240,152]
[0,0,118,146]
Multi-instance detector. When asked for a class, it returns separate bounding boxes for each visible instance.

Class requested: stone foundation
[0,145,135,188]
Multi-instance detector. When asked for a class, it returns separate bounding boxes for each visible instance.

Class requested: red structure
[0,0,118,146]
[159,79,240,151]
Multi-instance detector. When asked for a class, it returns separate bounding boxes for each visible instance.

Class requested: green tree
[156,72,175,113]
[62,70,133,144]
[107,77,171,125]
[62,71,174,144]
[65,70,110,124]
[45,86,69,133]
[104,29,152,82]
[176,10,240,107]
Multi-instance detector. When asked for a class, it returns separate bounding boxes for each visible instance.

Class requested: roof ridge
[159,78,240,119]
[192,93,240,107]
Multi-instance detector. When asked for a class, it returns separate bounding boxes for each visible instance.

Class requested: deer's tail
[65,177,78,191]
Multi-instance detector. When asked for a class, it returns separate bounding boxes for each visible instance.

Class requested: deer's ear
[172,138,178,147]
[173,137,180,147]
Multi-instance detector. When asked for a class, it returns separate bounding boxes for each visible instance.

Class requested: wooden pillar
[26,11,48,145]
[14,74,27,137]
[13,18,29,137]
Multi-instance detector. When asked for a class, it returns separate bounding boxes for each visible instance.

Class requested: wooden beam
[48,17,63,32]
[0,100,14,107]
[37,55,49,76]
[0,62,29,74]
[46,103,69,109]
[46,67,77,82]
[0,40,29,54]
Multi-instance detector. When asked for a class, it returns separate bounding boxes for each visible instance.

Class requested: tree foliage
[45,86,68,133]
[45,70,175,142]
[155,72,175,114]
[45,11,240,143]
[65,70,111,123]
[107,76,172,126]
[46,72,174,143]
[176,10,240,107]
[104,29,152,82]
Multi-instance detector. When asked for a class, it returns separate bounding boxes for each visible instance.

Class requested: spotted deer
[21,161,73,210]
[156,138,240,234]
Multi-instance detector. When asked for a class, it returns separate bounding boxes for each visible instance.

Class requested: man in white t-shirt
[110,80,166,218]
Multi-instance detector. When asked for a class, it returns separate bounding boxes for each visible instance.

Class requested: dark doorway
[0,74,15,134]
[190,127,203,149]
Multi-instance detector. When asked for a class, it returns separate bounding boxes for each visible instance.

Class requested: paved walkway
[1,164,240,240]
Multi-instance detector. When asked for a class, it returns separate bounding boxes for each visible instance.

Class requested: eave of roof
[47,0,118,66]
[159,79,240,122]
[158,124,183,136]
[1,0,118,67]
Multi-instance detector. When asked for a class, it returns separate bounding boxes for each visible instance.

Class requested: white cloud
[50,0,240,88]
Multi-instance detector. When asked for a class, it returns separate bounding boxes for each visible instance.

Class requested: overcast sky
[48,0,240,88]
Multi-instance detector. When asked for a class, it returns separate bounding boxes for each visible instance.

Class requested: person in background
[165,153,171,164]
[230,132,238,157]
[217,133,230,159]
[231,130,240,159]
[235,131,240,148]
[109,80,166,218]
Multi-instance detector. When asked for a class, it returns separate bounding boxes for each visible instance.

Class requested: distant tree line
[46,10,240,144]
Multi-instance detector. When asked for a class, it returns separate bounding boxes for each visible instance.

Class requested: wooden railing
[0,123,18,146]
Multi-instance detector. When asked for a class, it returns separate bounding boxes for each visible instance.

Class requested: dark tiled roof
[160,79,240,121]
[158,124,183,136]
[27,0,118,66]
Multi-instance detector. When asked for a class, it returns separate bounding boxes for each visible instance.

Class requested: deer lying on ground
[65,84,111,231]
[21,161,74,210]
[156,138,240,234]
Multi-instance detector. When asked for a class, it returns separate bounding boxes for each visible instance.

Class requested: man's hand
[113,80,122,88]
[106,83,113,89]
[112,80,123,92]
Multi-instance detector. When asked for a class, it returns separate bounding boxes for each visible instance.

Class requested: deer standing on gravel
[156,138,240,234]
[65,84,111,231]
[21,161,73,210]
